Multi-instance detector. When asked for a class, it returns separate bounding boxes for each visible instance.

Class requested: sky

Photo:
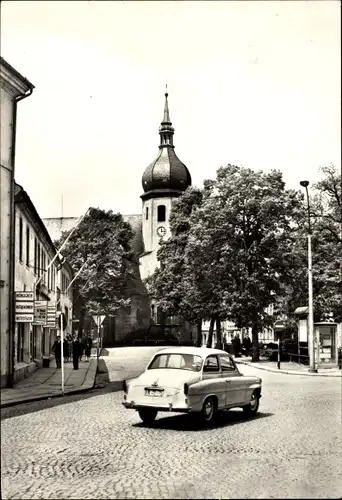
[1,1,341,218]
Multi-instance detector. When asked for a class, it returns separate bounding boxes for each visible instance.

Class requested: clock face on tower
[157,226,166,237]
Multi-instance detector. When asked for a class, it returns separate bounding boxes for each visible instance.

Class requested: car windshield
[148,353,203,372]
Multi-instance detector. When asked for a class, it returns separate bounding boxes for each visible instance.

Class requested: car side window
[220,355,236,372]
[203,355,220,372]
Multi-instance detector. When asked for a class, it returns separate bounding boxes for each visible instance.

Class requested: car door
[219,354,246,406]
[202,355,226,409]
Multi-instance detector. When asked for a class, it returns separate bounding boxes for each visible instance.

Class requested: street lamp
[300,180,317,373]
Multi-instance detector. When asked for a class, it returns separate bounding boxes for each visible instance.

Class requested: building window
[42,252,46,284]
[37,244,41,277]
[17,324,25,362]
[34,238,38,274]
[26,226,30,266]
[157,205,166,222]
[146,206,149,220]
[19,217,23,262]
[47,261,50,290]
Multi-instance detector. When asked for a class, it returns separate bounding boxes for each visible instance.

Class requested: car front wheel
[201,396,217,424]
[243,390,260,416]
[138,408,158,424]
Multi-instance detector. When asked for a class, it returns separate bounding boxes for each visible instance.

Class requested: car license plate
[145,389,163,397]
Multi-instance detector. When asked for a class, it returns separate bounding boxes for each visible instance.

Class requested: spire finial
[163,86,171,123]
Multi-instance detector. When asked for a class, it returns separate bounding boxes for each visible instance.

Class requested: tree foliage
[55,208,134,318]
[148,165,305,359]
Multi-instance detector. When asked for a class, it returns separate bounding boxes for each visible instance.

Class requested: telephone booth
[314,322,338,365]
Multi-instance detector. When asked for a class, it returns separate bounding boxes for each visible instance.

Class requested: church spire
[163,84,171,123]
[159,87,175,149]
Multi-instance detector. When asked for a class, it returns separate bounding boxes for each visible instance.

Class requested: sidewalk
[235,357,342,378]
[1,356,98,408]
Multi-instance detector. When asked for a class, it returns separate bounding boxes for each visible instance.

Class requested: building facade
[14,183,73,383]
[0,57,34,388]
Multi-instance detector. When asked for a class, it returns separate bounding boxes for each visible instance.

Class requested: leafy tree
[55,208,135,333]
[146,187,205,345]
[184,165,304,360]
[311,164,342,321]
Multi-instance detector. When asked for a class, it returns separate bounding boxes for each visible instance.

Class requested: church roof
[141,90,191,200]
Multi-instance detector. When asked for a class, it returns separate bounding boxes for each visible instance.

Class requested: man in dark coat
[243,335,252,356]
[232,334,242,357]
[52,337,62,368]
[72,337,82,370]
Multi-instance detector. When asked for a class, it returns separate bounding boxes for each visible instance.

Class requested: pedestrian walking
[63,339,69,363]
[52,336,62,368]
[243,335,252,357]
[72,337,81,370]
[79,337,85,362]
[85,336,92,362]
[232,334,241,358]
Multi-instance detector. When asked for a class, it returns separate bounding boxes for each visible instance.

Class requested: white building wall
[0,88,14,388]
[14,205,60,367]
[0,59,33,388]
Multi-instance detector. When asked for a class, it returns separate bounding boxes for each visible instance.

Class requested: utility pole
[300,181,317,373]
[60,312,64,395]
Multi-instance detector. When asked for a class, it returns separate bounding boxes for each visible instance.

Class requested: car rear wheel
[243,390,259,416]
[138,408,158,424]
[201,396,217,424]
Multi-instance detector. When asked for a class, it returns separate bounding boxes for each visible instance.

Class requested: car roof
[153,346,229,358]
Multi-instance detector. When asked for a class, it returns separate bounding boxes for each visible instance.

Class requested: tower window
[157,205,166,222]
[146,207,149,220]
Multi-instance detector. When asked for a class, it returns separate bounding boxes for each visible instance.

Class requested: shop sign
[47,304,57,327]
[33,300,48,325]
[15,302,34,314]
[15,291,34,322]
[15,291,34,301]
[15,313,34,323]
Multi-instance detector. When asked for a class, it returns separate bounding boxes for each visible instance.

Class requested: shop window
[157,205,166,222]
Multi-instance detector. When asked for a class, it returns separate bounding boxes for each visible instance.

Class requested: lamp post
[300,180,317,373]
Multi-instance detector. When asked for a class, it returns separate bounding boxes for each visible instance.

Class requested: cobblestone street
[1,365,341,499]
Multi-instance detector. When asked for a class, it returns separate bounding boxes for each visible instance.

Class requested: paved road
[1,361,341,499]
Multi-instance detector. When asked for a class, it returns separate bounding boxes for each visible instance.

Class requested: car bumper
[122,401,192,413]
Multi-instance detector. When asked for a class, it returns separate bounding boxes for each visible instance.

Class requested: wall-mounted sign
[15,291,34,322]
[15,314,34,323]
[15,302,34,314]
[47,304,57,327]
[15,291,34,301]
[33,300,47,325]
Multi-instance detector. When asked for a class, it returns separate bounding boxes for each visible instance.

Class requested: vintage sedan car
[122,347,262,424]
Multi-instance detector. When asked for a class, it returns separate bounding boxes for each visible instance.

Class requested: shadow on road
[133,410,274,432]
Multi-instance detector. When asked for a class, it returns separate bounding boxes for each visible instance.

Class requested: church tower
[139,90,191,281]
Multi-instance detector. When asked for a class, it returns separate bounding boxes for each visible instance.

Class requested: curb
[1,359,100,409]
[1,376,124,410]
[0,385,94,408]
[235,359,341,378]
